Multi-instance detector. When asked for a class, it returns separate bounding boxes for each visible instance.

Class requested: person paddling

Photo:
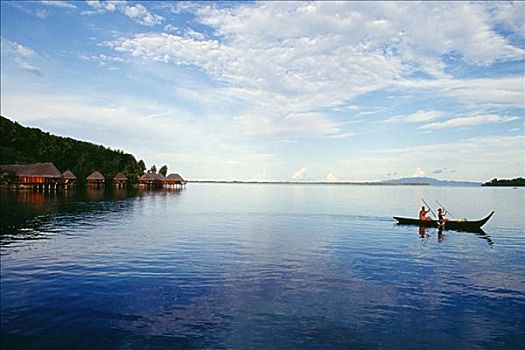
[419,206,432,221]
[437,207,448,223]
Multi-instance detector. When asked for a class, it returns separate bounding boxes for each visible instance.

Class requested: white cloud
[40,1,77,9]
[253,170,270,182]
[164,24,178,33]
[195,2,523,65]
[167,2,202,15]
[234,112,342,138]
[381,110,444,124]
[325,173,337,182]
[397,77,524,108]
[292,167,307,180]
[35,9,49,19]
[185,28,205,40]
[1,39,41,75]
[104,2,523,140]
[79,53,125,65]
[124,4,163,26]
[85,1,162,26]
[420,114,520,130]
[328,132,354,139]
[432,168,454,175]
[413,167,425,177]
[488,2,525,39]
[12,61,42,76]
[14,43,35,58]
[105,29,399,137]
[85,0,122,12]
[106,31,405,106]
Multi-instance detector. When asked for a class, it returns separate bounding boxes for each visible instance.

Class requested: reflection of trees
[86,188,105,201]
[0,189,138,246]
[113,188,129,199]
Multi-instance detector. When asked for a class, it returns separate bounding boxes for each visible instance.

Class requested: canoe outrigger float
[393,211,494,232]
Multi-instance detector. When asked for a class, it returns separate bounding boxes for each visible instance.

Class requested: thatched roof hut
[61,170,78,187]
[139,172,164,187]
[0,163,63,179]
[62,170,77,180]
[166,173,185,183]
[113,172,128,181]
[139,172,159,182]
[86,171,105,183]
[113,172,128,187]
[0,162,63,187]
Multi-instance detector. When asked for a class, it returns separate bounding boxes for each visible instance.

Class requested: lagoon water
[1,184,524,349]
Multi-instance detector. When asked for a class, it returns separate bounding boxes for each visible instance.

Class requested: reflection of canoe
[393,211,494,232]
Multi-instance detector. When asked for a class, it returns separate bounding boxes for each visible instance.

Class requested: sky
[1,1,524,182]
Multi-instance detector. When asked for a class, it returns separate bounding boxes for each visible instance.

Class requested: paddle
[435,200,456,218]
[421,198,436,218]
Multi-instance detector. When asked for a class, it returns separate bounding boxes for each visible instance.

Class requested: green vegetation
[159,165,168,177]
[0,116,146,183]
[482,178,525,187]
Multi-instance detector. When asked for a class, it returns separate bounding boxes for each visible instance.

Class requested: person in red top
[419,206,432,221]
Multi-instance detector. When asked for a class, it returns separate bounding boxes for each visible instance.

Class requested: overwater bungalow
[113,172,128,188]
[139,172,163,188]
[0,162,63,190]
[62,170,77,189]
[165,173,186,188]
[86,171,105,187]
[157,173,167,184]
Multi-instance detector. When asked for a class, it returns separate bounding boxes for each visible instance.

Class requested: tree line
[0,116,168,183]
[482,178,525,187]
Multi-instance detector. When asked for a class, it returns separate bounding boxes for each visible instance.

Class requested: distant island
[482,178,525,187]
[385,176,481,187]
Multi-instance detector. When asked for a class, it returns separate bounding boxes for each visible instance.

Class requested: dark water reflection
[0,188,184,246]
[1,184,524,349]
[415,225,494,246]
[1,188,132,245]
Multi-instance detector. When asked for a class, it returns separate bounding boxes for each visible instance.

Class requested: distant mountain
[386,177,481,187]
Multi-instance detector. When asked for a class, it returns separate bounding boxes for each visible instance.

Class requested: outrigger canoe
[393,211,494,232]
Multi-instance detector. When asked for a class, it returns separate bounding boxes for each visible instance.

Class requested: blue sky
[1,1,524,181]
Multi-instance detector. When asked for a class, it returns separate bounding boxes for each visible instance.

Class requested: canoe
[393,211,494,232]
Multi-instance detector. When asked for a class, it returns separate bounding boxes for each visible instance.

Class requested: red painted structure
[0,163,63,189]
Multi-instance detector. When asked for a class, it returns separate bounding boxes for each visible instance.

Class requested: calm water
[1,184,524,349]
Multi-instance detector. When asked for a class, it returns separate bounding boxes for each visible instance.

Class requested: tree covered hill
[482,178,525,187]
[0,116,146,182]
